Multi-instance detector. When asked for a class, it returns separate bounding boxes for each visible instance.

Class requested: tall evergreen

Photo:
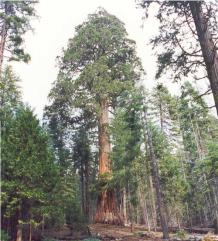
[52,8,143,224]
[111,89,143,225]
[139,0,218,114]
[0,1,37,73]
[1,106,59,241]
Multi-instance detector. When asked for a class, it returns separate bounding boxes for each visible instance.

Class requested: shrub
[174,229,187,239]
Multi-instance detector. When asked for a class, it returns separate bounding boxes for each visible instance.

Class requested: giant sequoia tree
[57,9,143,224]
[139,1,218,115]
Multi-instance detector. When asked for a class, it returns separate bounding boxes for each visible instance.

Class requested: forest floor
[88,224,218,241]
[88,224,207,241]
[89,223,163,240]
[44,224,218,241]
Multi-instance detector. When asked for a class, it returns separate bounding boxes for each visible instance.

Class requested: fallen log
[184,227,215,234]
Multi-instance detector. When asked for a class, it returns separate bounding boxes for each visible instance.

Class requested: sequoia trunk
[95,99,123,225]
[189,1,218,115]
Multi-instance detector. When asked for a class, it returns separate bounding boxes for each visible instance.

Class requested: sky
[11,0,214,119]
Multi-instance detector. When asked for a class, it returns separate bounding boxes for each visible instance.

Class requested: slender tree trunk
[16,227,22,241]
[81,167,85,215]
[16,206,22,241]
[189,1,218,115]
[127,183,134,231]
[0,21,7,75]
[159,102,164,131]
[186,203,193,231]
[84,159,90,219]
[212,181,218,234]
[149,175,157,231]
[144,198,151,232]
[136,202,140,225]
[139,184,151,229]
[29,222,32,241]
[143,106,169,239]
[0,2,10,75]
[143,120,157,231]
[41,215,45,237]
[123,187,127,225]
[8,208,20,241]
[145,141,157,231]
[95,99,123,225]
[28,211,33,241]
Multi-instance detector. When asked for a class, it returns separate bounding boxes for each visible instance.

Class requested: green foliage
[149,122,188,219]
[150,83,179,139]
[0,1,37,63]
[0,230,10,241]
[1,104,61,234]
[54,8,143,123]
[44,9,144,226]
[196,141,218,178]
[2,4,217,235]
[111,88,144,213]
[139,1,218,82]
[44,169,84,227]
[179,82,209,159]
[0,65,22,129]
[174,229,188,239]
[111,88,143,174]
[91,172,114,195]
[0,66,21,107]
[175,81,218,224]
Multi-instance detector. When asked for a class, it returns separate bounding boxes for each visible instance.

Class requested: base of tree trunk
[95,189,123,225]
[16,226,22,241]
[214,217,218,234]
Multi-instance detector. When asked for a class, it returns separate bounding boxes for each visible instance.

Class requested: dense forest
[1,1,218,241]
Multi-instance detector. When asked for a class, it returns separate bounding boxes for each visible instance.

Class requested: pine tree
[143,103,169,239]
[0,66,21,107]
[150,83,180,148]
[111,89,143,225]
[0,1,37,73]
[73,125,93,219]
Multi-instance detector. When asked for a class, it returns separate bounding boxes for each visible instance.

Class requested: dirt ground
[43,223,218,241]
[88,224,218,241]
[89,224,163,241]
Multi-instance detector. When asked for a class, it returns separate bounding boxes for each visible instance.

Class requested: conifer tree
[1,106,58,241]
[0,1,37,73]
[139,0,218,114]
[54,9,143,224]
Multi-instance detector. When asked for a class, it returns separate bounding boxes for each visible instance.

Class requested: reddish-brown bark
[95,99,123,225]
[98,99,111,174]
[95,189,123,225]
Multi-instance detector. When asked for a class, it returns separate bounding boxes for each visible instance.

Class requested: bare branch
[174,35,202,57]
[194,88,212,100]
